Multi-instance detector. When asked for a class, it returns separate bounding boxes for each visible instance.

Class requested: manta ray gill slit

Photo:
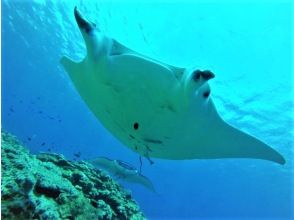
[143,138,163,145]
[128,131,155,165]
[129,134,135,139]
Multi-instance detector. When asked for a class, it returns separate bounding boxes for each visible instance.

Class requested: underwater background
[2,0,293,219]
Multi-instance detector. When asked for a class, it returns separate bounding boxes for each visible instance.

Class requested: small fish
[74,152,81,158]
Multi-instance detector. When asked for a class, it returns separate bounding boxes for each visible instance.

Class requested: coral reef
[1,131,145,220]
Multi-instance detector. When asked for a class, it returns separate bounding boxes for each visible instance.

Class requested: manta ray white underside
[61,7,285,165]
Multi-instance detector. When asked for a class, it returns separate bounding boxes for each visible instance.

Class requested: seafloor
[1,131,145,220]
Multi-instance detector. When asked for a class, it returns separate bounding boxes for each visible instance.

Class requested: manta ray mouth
[74,7,94,33]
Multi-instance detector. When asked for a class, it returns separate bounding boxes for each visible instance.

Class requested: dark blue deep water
[2,0,293,219]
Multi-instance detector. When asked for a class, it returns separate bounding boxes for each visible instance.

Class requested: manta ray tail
[212,118,286,165]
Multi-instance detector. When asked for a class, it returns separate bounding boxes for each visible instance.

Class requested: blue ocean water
[2,0,293,219]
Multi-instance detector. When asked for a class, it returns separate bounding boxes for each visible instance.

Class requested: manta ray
[90,157,155,192]
[61,7,285,165]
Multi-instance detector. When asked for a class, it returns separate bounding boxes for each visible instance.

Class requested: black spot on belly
[133,122,139,130]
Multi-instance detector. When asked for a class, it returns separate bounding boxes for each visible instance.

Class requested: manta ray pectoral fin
[126,173,156,193]
[111,40,135,56]
[212,118,286,164]
[110,39,185,80]
[60,56,81,83]
[61,55,99,105]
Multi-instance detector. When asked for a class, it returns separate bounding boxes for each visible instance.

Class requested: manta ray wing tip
[73,7,95,34]
[276,154,286,165]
